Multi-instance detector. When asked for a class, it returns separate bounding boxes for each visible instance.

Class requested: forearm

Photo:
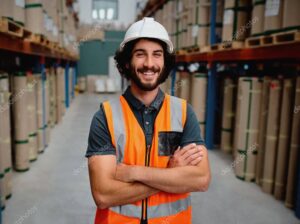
[93,179,158,209]
[132,166,209,194]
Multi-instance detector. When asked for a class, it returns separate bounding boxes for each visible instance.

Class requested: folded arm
[88,155,158,209]
[116,145,211,194]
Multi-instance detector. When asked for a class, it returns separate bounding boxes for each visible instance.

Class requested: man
[86,17,211,224]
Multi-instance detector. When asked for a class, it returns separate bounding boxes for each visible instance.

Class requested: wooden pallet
[200,45,211,53]
[176,49,188,55]
[245,36,262,48]
[273,30,300,44]
[219,41,244,50]
[0,17,23,37]
[187,46,200,53]
[23,28,33,39]
[246,30,300,48]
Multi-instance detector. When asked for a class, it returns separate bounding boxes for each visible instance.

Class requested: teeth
[143,72,154,75]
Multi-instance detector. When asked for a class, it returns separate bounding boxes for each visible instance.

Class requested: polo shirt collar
[123,86,165,111]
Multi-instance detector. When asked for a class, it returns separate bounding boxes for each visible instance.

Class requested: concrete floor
[2,93,300,224]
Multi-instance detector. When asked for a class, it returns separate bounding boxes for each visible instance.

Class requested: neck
[130,83,159,107]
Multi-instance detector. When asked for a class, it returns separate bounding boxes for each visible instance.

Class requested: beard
[129,64,166,91]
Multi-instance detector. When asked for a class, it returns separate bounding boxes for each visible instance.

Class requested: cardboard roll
[264,0,284,32]
[78,77,87,92]
[4,168,12,199]
[12,75,29,141]
[255,76,271,185]
[273,79,294,200]
[234,77,262,182]
[45,124,51,147]
[14,141,30,172]
[37,128,44,153]
[283,0,300,29]
[191,73,207,123]
[28,133,38,162]
[251,2,265,35]
[0,74,9,92]
[0,174,6,210]
[25,3,44,35]
[179,72,191,102]
[262,79,282,193]
[221,77,236,153]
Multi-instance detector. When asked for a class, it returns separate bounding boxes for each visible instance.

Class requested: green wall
[78,30,125,77]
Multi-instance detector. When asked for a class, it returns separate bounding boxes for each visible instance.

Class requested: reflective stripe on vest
[109,195,191,219]
[170,95,183,132]
[108,98,126,163]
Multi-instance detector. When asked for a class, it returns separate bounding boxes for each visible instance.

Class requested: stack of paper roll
[27,75,38,162]
[264,0,284,32]
[274,79,294,200]
[251,0,265,35]
[12,72,30,172]
[35,73,45,153]
[255,76,271,185]
[234,77,262,182]
[285,76,300,208]
[190,73,208,139]
[262,79,282,193]
[0,73,12,208]
[282,0,300,29]
[221,77,236,153]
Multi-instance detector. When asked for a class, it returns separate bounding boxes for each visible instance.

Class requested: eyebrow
[133,49,163,54]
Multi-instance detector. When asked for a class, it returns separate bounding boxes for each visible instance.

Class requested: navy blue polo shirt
[85,87,205,157]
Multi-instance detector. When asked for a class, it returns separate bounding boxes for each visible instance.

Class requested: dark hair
[114,38,176,83]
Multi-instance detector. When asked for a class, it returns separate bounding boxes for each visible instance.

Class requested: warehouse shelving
[139,0,300,219]
[0,32,78,61]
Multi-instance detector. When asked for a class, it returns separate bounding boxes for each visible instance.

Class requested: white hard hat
[120,17,174,53]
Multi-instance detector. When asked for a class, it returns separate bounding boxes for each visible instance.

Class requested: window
[92,0,118,21]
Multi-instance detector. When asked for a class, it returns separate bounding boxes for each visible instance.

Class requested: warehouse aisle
[3,93,299,224]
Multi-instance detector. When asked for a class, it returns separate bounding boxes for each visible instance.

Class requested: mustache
[137,66,160,73]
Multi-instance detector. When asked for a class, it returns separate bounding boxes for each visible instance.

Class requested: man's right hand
[167,143,204,168]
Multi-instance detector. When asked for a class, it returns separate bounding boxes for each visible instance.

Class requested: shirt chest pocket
[158,131,183,156]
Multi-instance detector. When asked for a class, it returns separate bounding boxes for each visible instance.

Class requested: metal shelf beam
[0,32,78,61]
[177,42,300,63]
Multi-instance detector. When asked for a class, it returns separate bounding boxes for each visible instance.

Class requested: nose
[143,55,154,68]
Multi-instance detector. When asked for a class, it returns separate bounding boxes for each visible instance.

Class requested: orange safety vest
[95,93,191,224]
